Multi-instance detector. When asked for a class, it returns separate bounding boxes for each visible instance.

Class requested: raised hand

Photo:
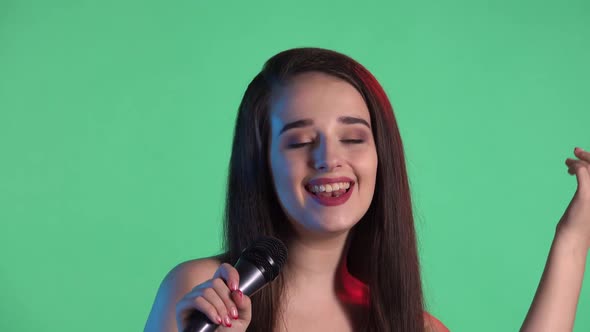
[521,146,590,331]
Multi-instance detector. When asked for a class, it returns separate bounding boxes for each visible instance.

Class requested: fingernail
[224,316,232,327]
[231,281,237,291]
[231,307,238,319]
[216,316,222,324]
[237,290,243,299]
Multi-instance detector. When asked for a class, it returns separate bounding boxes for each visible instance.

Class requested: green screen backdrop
[1,0,589,331]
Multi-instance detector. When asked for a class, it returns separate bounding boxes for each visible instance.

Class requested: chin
[300,215,360,236]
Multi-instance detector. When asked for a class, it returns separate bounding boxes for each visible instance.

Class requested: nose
[311,136,343,171]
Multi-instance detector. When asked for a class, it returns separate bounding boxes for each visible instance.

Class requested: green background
[1,0,589,331]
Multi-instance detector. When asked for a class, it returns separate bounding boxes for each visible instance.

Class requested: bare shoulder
[424,311,450,332]
[144,255,224,332]
[167,255,224,287]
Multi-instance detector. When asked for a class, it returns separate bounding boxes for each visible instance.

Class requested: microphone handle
[183,259,268,332]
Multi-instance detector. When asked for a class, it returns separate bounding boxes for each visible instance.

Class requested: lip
[307,176,355,186]
[305,177,355,207]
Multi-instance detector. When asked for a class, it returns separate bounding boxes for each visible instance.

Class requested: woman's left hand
[558,147,590,250]
[520,147,590,331]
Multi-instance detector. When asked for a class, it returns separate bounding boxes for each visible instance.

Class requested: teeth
[308,182,352,193]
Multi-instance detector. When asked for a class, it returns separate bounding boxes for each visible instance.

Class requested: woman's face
[268,71,378,238]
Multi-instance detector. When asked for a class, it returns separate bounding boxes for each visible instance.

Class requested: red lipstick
[305,177,355,207]
[307,176,354,186]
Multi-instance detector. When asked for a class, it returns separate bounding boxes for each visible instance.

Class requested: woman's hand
[175,263,252,332]
[520,146,590,331]
[558,147,590,250]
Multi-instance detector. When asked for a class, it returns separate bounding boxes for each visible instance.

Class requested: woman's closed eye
[341,139,364,144]
[287,139,365,149]
[287,142,313,149]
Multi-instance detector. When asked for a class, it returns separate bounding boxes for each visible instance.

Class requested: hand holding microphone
[175,237,288,332]
[175,262,251,332]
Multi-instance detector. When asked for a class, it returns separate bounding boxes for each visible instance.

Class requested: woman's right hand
[175,263,252,332]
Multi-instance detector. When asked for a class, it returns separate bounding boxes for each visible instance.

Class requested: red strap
[337,259,369,306]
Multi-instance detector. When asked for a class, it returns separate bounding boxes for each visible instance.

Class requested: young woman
[145,47,590,331]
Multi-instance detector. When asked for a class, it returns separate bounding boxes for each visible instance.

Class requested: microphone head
[241,236,288,282]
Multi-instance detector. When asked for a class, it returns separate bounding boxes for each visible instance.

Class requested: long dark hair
[221,47,425,331]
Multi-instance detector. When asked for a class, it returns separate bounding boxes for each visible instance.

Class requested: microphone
[184,236,288,332]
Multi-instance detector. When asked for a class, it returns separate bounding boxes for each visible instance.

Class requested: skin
[521,147,590,331]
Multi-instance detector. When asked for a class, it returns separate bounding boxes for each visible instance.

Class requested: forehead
[269,72,370,125]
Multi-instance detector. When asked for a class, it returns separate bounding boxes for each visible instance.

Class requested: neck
[282,230,351,295]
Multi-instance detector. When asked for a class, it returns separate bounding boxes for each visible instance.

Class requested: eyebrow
[278,116,371,136]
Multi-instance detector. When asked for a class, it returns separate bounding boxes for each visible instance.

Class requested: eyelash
[287,139,365,149]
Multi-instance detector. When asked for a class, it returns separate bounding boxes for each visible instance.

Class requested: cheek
[356,150,378,188]
[270,152,302,196]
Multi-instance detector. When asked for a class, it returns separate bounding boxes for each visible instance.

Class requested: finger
[574,163,590,198]
[574,147,590,162]
[211,277,239,320]
[201,286,233,327]
[565,157,589,165]
[231,290,252,323]
[567,160,590,175]
[567,161,590,197]
[181,295,223,326]
[214,263,240,292]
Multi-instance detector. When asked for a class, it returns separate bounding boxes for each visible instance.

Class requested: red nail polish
[238,290,243,299]
[231,307,238,319]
